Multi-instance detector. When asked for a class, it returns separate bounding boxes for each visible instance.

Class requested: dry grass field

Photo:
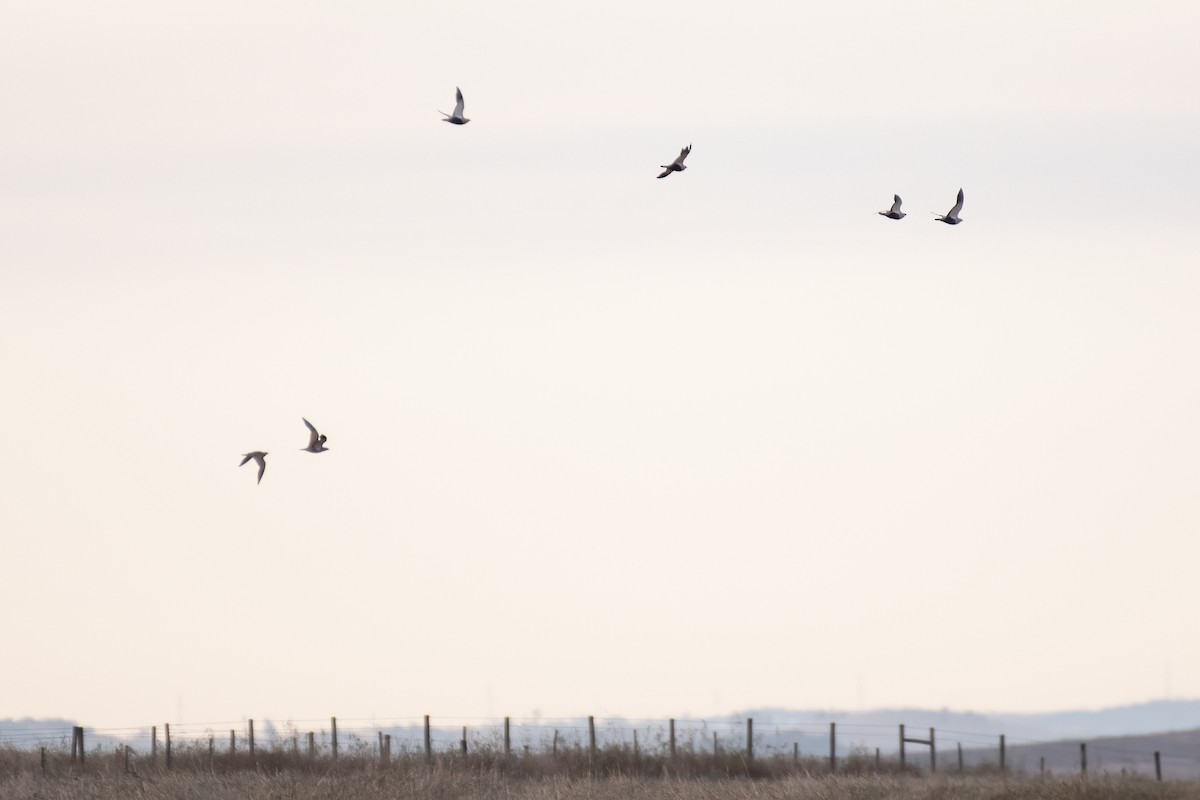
[0,769,1194,800]
[1,743,1194,800]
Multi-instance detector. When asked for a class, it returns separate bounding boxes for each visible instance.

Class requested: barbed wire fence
[2,715,1198,781]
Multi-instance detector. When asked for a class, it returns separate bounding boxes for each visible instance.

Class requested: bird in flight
[657,144,691,179]
[439,87,470,125]
[239,451,268,484]
[878,194,906,219]
[934,189,964,225]
[302,418,329,453]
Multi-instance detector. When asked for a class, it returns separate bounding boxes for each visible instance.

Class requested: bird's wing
[657,168,671,179]
[890,195,903,213]
[239,454,252,467]
[256,459,266,483]
[949,189,964,217]
[674,144,691,166]
[303,417,319,447]
[453,87,465,118]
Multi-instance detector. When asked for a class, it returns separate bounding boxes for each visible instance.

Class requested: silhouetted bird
[935,189,964,225]
[239,451,268,484]
[439,87,470,125]
[657,144,691,179]
[301,418,328,453]
[879,194,906,219]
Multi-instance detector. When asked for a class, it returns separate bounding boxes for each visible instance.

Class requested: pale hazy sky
[3,1,1200,730]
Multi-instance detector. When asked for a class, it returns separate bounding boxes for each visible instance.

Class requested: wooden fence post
[124,745,131,775]
[78,727,85,766]
[588,716,596,762]
[746,718,753,761]
[900,723,938,772]
[71,727,78,762]
[384,734,392,764]
[875,747,880,769]
[552,729,559,758]
[41,746,47,776]
[230,729,235,756]
[713,731,718,754]
[795,743,800,766]
[151,726,157,764]
[308,731,315,760]
[249,719,255,767]
[165,723,172,770]
[1000,734,1006,772]
[424,715,432,762]
[669,719,676,758]
[958,742,963,772]
[1080,743,1087,775]
[331,717,338,761]
[633,729,639,761]
[462,726,468,757]
[829,722,836,773]
[1040,756,1045,776]
[504,717,511,757]
[209,735,214,765]
[1155,751,1162,781]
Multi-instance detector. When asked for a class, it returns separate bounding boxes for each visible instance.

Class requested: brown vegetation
[0,741,1193,800]
[0,769,1193,800]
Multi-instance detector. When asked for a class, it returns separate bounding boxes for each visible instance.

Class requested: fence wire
[4,714,1200,775]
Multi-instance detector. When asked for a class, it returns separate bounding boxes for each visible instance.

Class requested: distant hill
[726,699,1200,742]
[996,699,1200,739]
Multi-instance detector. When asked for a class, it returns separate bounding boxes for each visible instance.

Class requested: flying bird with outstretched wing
[439,87,470,125]
[657,144,691,179]
[301,418,328,453]
[239,451,268,484]
[878,194,906,219]
[935,188,965,225]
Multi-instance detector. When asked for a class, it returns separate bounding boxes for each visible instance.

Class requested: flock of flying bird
[436,87,967,220]
[882,188,966,225]
[239,418,326,484]
[239,87,966,483]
